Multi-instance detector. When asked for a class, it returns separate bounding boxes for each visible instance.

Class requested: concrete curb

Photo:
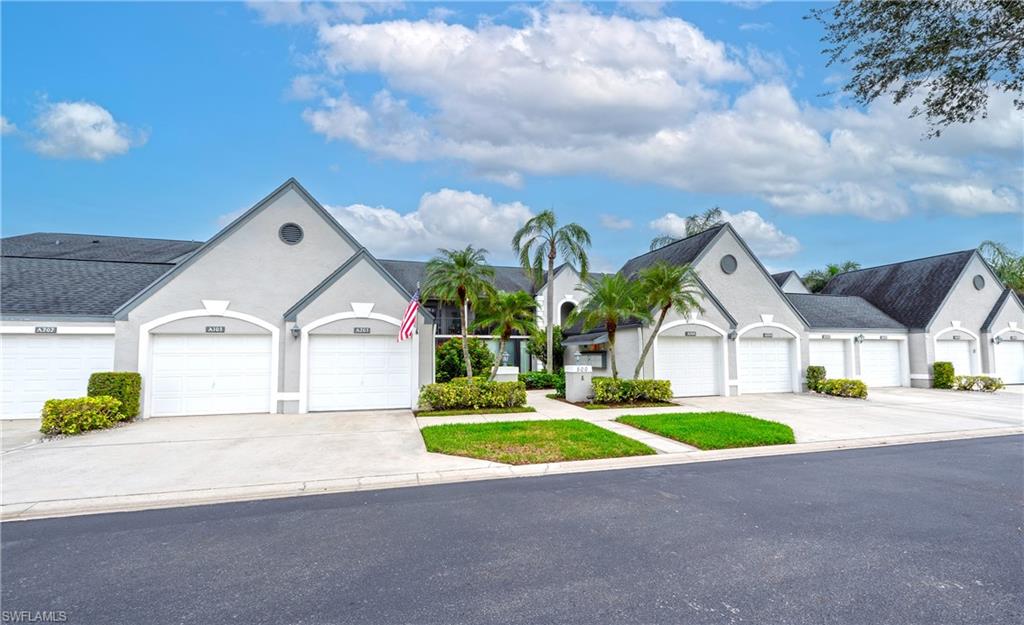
[3,426,1020,522]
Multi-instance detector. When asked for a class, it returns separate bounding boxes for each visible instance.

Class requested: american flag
[398,287,420,341]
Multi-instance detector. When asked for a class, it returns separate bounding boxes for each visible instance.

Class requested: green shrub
[591,377,673,403]
[817,378,868,399]
[87,372,141,419]
[419,377,527,410]
[953,375,1004,392]
[518,370,564,389]
[435,338,495,383]
[40,396,122,436]
[805,366,826,392]
[526,326,564,370]
[554,374,566,398]
[932,361,955,389]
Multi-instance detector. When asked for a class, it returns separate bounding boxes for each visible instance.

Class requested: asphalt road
[3,436,1021,625]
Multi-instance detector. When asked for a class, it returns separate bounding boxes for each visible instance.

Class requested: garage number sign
[34,326,57,334]
[762,332,773,338]
[205,326,226,334]
[684,331,697,337]
[354,327,371,334]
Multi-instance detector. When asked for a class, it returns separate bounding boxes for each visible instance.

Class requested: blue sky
[2,1,1021,273]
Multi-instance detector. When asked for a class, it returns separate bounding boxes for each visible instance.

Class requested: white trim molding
[298,308,417,413]
[0,325,115,335]
[138,307,280,418]
[652,318,729,397]
[735,320,803,394]
[933,324,981,375]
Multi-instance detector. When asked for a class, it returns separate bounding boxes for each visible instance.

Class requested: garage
[1,333,114,419]
[308,334,412,411]
[808,339,847,379]
[739,337,794,393]
[860,340,902,387]
[149,334,272,417]
[935,339,973,376]
[994,339,1024,384]
[656,335,721,397]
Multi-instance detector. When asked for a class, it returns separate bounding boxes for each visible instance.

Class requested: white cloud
[30,101,146,161]
[600,214,633,231]
[910,183,1021,216]
[739,22,772,31]
[248,1,404,25]
[617,2,666,18]
[650,208,800,258]
[327,188,534,259]
[285,74,325,100]
[0,116,15,135]
[272,5,1021,220]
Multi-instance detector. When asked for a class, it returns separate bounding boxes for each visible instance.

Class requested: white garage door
[740,338,793,393]
[994,340,1024,384]
[935,339,973,376]
[808,339,847,379]
[149,334,272,417]
[860,340,902,387]
[308,334,412,411]
[656,336,721,397]
[1,333,114,419]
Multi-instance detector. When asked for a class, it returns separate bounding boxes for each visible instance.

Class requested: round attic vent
[720,254,738,274]
[973,275,985,290]
[279,223,304,245]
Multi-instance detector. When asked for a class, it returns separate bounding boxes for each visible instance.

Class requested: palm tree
[567,274,650,379]
[650,207,724,251]
[471,290,538,380]
[512,210,591,372]
[422,246,496,379]
[632,262,705,379]
[980,241,1024,295]
[802,260,861,293]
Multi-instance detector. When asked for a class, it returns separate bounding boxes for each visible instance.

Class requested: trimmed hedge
[953,375,1004,392]
[805,366,826,392]
[40,396,122,436]
[419,377,527,410]
[932,361,955,389]
[518,370,564,389]
[817,378,868,399]
[436,338,495,383]
[88,372,141,419]
[592,377,672,403]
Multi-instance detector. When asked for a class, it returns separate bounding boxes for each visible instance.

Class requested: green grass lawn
[616,412,795,450]
[420,419,656,465]
[415,406,537,417]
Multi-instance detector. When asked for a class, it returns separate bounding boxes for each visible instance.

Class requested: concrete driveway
[2,410,492,518]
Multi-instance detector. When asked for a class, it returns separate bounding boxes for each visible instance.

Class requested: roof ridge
[831,249,975,278]
[618,223,726,266]
[2,255,177,267]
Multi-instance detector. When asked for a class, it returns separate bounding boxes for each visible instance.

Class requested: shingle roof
[1,256,174,316]
[982,288,1022,332]
[820,250,975,329]
[378,259,537,295]
[772,270,798,287]
[786,293,906,330]
[2,232,202,263]
[617,224,725,278]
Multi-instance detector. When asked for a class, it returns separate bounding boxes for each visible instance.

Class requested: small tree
[650,207,724,250]
[632,262,704,379]
[526,326,564,371]
[567,274,650,379]
[435,338,495,383]
[471,290,537,380]
[422,246,496,379]
[803,260,861,293]
[980,241,1024,295]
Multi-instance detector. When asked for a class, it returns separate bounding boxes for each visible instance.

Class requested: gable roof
[1,256,176,317]
[2,232,202,263]
[982,287,1024,332]
[618,224,726,278]
[821,250,975,329]
[786,293,906,330]
[113,178,365,319]
[771,270,800,288]
[379,259,538,295]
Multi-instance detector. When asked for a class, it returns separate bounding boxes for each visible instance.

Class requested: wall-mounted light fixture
[993,336,1003,345]
[854,334,865,343]
[290,326,301,339]
[727,330,738,341]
